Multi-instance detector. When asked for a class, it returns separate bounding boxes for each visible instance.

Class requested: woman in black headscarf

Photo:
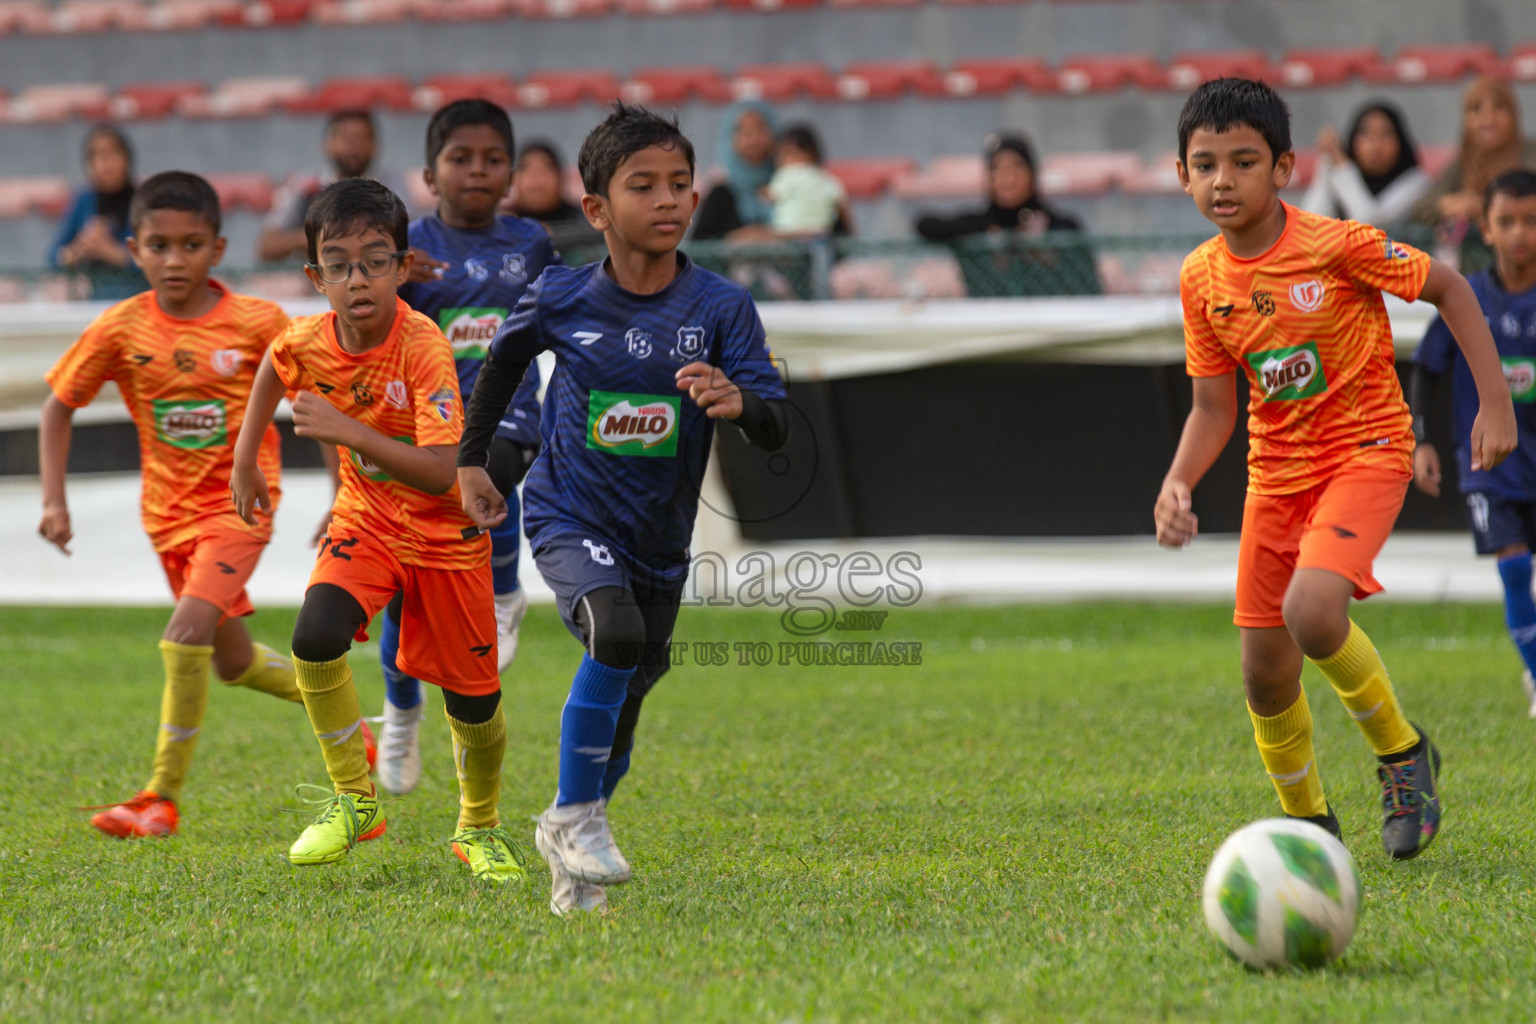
[50,124,143,298]
[915,131,1098,296]
[1301,102,1429,228]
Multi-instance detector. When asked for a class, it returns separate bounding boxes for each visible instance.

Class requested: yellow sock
[447,704,505,830]
[224,642,301,702]
[1312,620,1419,757]
[1249,688,1328,818]
[293,654,373,796]
[146,640,212,802]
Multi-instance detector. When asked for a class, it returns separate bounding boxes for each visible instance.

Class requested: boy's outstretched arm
[37,395,76,554]
[231,348,287,524]
[1155,372,1238,548]
[1419,259,1517,471]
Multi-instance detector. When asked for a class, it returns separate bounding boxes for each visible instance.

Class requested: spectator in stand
[692,100,777,241]
[1413,76,1536,228]
[50,124,143,298]
[1301,102,1430,228]
[257,110,379,262]
[510,139,602,252]
[765,123,850,237]
[915,131,1099,297]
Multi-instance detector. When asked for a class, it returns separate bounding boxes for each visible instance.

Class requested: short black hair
[425,99,514,167]
[1176,77,1292,165]
[517,139,563,171]
[129,170,222,235]
[326,109,376,136]
[303,178,408,264]
[577,102,695,197]
[778,123,823,164]
[1485,168,1536,213]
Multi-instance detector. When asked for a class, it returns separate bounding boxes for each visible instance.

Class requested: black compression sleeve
[1408,364,1440,443]
[458,351,533,469]
[733,391,789,451]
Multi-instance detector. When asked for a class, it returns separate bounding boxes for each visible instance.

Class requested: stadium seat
[205,172,275,213]
[826,157,915,198]
[1510,43,1536,82]
[412,73,519,111]
[1164,50,1271,91]
[0,2,53,34]
[943,57,1053,97]
[106,81,206,119]
[730,63,837,101]
[1288,148,1319,188]
[1055,55,1165,94]
[835,61,946,101]
[216,0,316,26]
[891,154,985,199]
[515,69,621,107]
[5,83,112,123]
[145,0,241,29]
[828,0,920,8]
[51,0,151,31]
[718,0,819,10]
[620,67,732,104]
[937,0,1030,6]
[1038,150,1141,196]
[1275,47,1386,88]
[618,0,713,13]
[414,0,512,20]
[178,75,310,118]
[1388,44,1503,84]
[513,0,612,19]
[1120,152,1182,195]
[285,75,414,113]
[0,176,72,219]
[312,0,417,24]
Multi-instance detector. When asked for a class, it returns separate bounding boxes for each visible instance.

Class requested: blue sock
[379,606,422,710]
[601,744,632,801]
[1498,554,1536,677]
[556,655,635,806]
[489,489,521,595]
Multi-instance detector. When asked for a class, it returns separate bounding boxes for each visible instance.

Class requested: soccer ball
[1202,818,1361,970]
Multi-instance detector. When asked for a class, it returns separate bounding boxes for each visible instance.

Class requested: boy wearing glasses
[232,178,524,882]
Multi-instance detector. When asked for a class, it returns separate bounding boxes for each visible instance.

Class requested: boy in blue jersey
[457,104,789,915]
[1414,169,1536,715]
[376,100,558,796]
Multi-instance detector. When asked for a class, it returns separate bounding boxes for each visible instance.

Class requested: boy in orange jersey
[231,178,524,882]
[1154,79,1517,860]
[39,171,310,838]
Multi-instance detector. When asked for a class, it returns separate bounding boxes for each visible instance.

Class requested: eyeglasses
[306,250,409,284]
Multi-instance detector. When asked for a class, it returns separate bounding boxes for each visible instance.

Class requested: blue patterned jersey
[1416,268,1536,499]
[398,213,557,445]
[488,254,786,581]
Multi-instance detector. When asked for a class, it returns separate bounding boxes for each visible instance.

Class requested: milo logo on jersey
[587,390,680,457]
[438,307,508,362]
[1503,357,1536,404]
[153,399,227,448]
[350,436,414,482]
[1248,342,1328,401]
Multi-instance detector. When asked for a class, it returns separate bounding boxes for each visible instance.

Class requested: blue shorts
[532,532,684,696]
[1465,492,1536,555]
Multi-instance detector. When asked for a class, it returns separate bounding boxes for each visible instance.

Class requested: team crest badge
[1384,238,1412,261]
[673,325,706,362]
[385,380,408,409]
[464,258,489,282]
[625,328,653,359]
[211,349,242,377]
[428,387,456,422]
[499,253,527,285]
[1289,280,1326,313]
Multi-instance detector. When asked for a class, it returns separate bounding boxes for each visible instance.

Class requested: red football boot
[88,790,178,838]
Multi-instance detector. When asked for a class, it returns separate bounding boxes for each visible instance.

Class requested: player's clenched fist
[38,502,72,556]
[291,390,358,447]
[457,466,508,529]
[230,461,271,525]
[1469,402,1517,472]
[675,361,743,419]
[1154,478,1198,548]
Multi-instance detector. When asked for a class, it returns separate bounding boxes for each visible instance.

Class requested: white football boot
[1523,670,1536,719]
[545,848,609,917]
[377,696,424,796]
[535,798,632,886]
[495,588,529,672]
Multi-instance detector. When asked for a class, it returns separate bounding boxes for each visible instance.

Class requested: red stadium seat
[107,81,205,119]
[285,75,414,113]
[835,61,946,101]
[719,0,818,9]
[730,63,837,101]
[828,0,920,8]
[944,57,1053,97]
[938,0,1029,6]
[516,69,621,108]
[0,2,54,34]
[1055,55,1165,94]
[620,67,732,104]
[178,76,310,118]
[412,73,519,111]
[51,0,150,31]
[1275,47,1386,88]
[1512,43,1536,82]
[1288,148,1319,188]
[1038,150,1142,196]
[1165,50,1271,91]
[1389,44,1503,84]
[312,0,417,24]
[205,173,275,213]
[892,154,985,199]
[1121,151,1182,195]
[145,0,241,29]
[0,176,72,218]
[215,0,315,26]
[414,0,512,20]
[5,83,111,123]
[513,0,612,18]
[617,0,713,13]
[826,158,915,198]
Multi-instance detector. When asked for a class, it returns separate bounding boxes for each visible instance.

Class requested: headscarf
[717,100,777,226]
[983,131,1045,225]
[83,124,135,232]
[1347,101,1420,197]
[1460,76,1524,201]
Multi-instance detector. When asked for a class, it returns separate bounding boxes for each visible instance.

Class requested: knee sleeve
[442,688,502,725]
[573,585,648,670]
[291,583,368,662]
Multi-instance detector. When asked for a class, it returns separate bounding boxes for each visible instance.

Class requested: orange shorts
[157,520,269,621]
[309,528,498,696]
[1234,459,1410,629]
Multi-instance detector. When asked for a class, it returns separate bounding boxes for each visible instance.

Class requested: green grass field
[4,600,1536,1023]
